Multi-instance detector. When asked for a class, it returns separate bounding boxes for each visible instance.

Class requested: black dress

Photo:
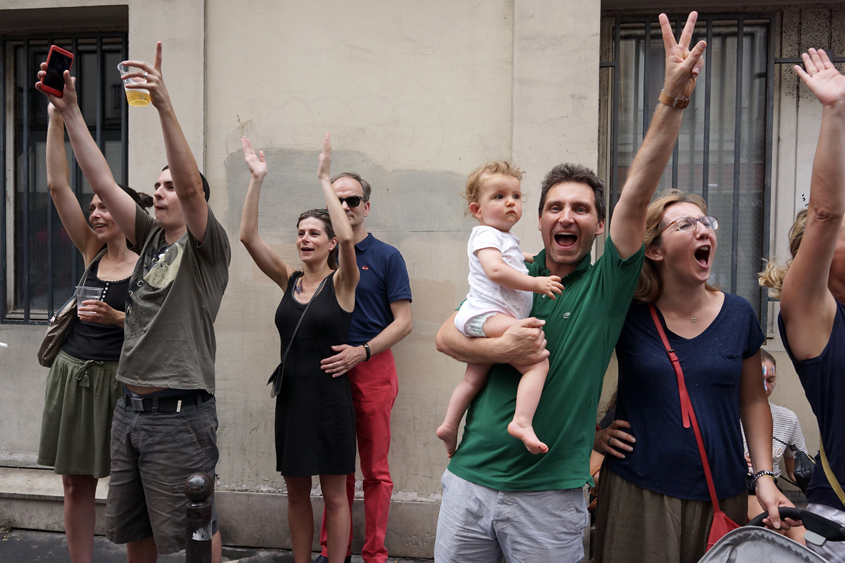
[274,271,356,476]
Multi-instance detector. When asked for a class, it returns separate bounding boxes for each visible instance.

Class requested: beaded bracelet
[751,469,776,488]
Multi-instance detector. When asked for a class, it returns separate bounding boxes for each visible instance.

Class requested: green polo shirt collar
[530,248,591,282]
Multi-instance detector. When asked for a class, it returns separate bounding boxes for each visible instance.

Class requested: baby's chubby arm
[477,248,563,299]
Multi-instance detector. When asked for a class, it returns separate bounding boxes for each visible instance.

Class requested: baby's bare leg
[507,358,550,454]
[437,363,491,457]
[436,313,517,457]
[465,314,549,454]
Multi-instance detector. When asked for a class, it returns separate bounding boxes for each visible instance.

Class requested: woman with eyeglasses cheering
[592,190,792,563]
[239,133,358,563]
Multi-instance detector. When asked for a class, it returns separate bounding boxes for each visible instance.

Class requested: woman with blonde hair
[593,189,792,563]
[759,48,845,563]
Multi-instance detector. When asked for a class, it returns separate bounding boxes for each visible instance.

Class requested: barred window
[2,34,127,322]
[601,14,772,324]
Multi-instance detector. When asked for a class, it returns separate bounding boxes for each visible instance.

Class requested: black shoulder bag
[773,435,815,493]
[37,247,108,367]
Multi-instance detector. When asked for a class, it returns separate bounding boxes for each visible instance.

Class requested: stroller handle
[748,507,845,542]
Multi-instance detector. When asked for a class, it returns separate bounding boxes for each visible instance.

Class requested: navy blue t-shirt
[346,233,412,344]
[779,301,845,511]
[607,294,765,501]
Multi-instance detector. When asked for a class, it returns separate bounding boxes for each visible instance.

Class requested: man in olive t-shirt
[50,43,230,563]
[433,12,706,562]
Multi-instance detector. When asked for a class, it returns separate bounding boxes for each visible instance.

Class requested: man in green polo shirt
[433,11,706,562]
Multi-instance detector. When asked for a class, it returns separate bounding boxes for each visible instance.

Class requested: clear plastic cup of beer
[117,63,151,107]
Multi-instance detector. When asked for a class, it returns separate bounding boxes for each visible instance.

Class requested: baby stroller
[698,507,845,562]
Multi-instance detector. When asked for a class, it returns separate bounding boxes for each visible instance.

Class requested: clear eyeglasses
[660,215,719,235]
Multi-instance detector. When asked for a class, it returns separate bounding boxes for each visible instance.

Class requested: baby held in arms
[437,162,562,457]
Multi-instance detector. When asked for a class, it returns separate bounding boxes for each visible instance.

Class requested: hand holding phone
[40,45,74,97]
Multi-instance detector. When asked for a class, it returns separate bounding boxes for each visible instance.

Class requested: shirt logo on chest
[143,243,183,289]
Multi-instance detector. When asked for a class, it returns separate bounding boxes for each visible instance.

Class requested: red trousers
[320,349,398,563]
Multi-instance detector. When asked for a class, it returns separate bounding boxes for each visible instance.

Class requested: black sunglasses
[338,196,364,208]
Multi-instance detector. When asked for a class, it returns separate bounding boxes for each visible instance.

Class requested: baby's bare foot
[508,420,548,454]
[436,423,458,457]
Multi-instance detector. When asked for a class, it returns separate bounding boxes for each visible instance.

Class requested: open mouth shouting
[694,244,712,269]
[553,230,578,251]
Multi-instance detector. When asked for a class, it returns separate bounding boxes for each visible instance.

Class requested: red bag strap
[648,304,722,512]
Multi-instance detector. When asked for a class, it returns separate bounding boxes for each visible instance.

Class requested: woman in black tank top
[36,102,152,563]
[240,134,359,563]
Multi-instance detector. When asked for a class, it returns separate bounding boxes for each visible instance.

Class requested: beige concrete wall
[206,0,517,508]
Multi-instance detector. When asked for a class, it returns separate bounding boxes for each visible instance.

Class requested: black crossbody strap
[82,246,109,285]
[772,435,797,452]
[280,273,329,366]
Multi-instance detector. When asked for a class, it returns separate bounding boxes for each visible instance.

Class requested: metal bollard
[185,472,213,563]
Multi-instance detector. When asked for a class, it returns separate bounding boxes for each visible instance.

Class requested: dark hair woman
[239,133,358,563]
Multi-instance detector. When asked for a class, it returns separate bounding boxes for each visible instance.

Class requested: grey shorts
[434,468,587,563]
[105,393,219,554]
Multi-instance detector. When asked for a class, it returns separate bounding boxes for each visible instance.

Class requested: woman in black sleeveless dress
[239,133,358,563]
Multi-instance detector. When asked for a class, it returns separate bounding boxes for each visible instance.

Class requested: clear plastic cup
[117,63,151,107]
[75,286,102,319]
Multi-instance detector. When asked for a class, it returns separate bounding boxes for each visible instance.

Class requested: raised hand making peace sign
[660,11,707,101]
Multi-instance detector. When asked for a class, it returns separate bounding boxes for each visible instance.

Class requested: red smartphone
[40,45,74,97]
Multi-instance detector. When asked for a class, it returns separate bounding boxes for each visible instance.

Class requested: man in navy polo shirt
[316,172,413,563]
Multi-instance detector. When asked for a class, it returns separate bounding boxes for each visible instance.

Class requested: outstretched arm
[319,133,358,310]
[780,48,845,361]
[610,11,706,258]
[45,104,102,264]
[36,66,137,244]
[740,352,794,530]
[238,136,296,289]
[123,43,208,242]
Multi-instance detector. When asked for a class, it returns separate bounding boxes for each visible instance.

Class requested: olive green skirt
[594,467,748,563]
[37,349,123,478]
